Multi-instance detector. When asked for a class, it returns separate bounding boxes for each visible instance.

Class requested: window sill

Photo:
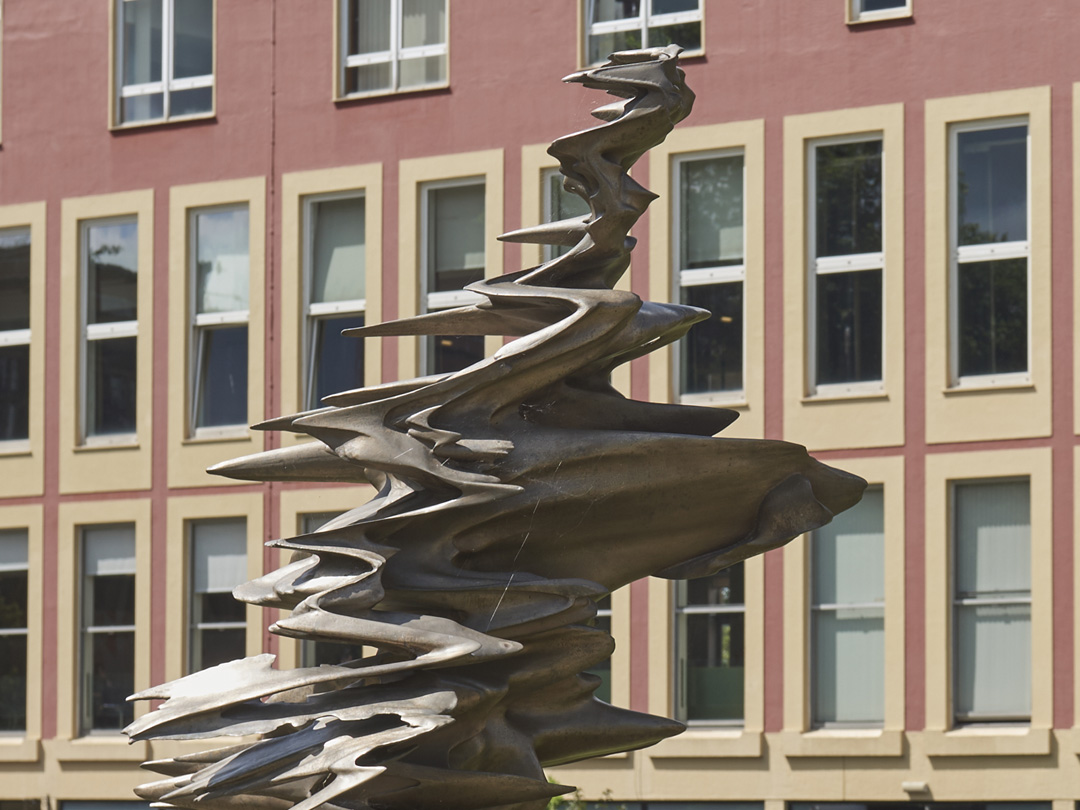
[185,426,252,444]
[649,727,762,759]
[0,439,31,457]
[334,81,450,104]
[801,387,888,404]
[109,111,216,133]
[922,725,1050,757]
[0,735,41,762]
[49,736,149,762]
[944,379,1034,396]
[782,728,902,758]
[75,436,140,452]
[679,391,747,408]
[847,9,912,25]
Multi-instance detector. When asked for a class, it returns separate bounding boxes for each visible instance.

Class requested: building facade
[1,1,1079,808]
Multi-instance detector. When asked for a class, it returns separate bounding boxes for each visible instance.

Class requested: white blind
[192,519,247,594]
[954,479,1031,595]
[401,0,445,48]
[83,524,136,577]
[0,528,28,572]
[196,254,249,314]
[311,196,365,304]
[432,184,485,274]
[813,487,885,606]
[680,155,744,270]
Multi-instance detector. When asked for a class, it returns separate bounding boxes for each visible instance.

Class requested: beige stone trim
[0,505,43,762]
[782,103,905,451]
[55,499,153,744]
[279,164,383,446]
[0,202,46,498]
[164,492,266,684]
[646,119,766,439]
[58,190,154,493]
[924,448,1053,746]
[925,86,1052,443]
[1074,84,1080,434]
[397,149,504,379]
[167,177,267,488]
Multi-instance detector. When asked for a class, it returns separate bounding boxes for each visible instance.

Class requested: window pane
[815,268,882,385]
[83,525,136,626]
[815,140,882,257]
[585,596,612,704]
[0,574,28,630]
[592,0,640,23]
[648,21,701,51]
[955,603,1031,719]
[429,185,485,292]
[303,641,367,668]
[345,64,393,95]
[813,487,884,606]
[862,0,908,10]
[430,334,483,375]
[190,519,247,672]
[87,221,138,324]
[683,611,744,722]
[684,562,744,606]
[587,29,642,66]
[195,626,245,671]
[311,314,365,407]
[545,170,590,261]
[0,228,30,332]
[958,126,1027,246]
[122,0,163,86]
[0,344,30,442]
[195,208,249,314]
[680,156,744,270]
[812,607,884,724]
[680,282,743,394]
[0,634,27,731]
[349,0,392,56]
[195,326,248,428]
[399,54,447,89]
[170,86,213,117]
[954,480,1031,597]
[121,93,164,124]
[401,0,446,48]
[85,630,135,730]
[653,0,699,13]
[172,0,213,79]
[311,197,366,304]
[957,258,1027,378]
[87,337,137,437]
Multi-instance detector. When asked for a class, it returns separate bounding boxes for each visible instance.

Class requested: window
[808,137,883,393]
[114,0,214,125]
[0,529,28,732]
[950,121,1029,386]
[848,0,912,24]
[298,513,365,667]
[952,479,1031,723]
[81,219,138,442]
[586,596,613,703]
[339,0,447,98]
[811,486,884,726]
[0,228,30,444]
[584,0,702,66]
[674,151,745,401]
[303,194,366,408]
[190,206,249,434]
[189,518,246,672]
[674,562,744,724]
[542,168,590,263]
[80,524,135,733]
[420,180,485,375]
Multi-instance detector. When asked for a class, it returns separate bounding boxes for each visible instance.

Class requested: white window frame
[949,477,1032,724]
[806,133,886,398]
[302,191,366,410]
[418,177,485,374]
[79,217,139,448]
[0,226,30,450]
[339,0,448,99]
[671,148,747,407]
[673,568,746,727]
[188,205,249,439]
[584,0,703,65]
[948,117,1031,389]
[113,0,215,126]
[848,0,912,24]
[0,529,29,733]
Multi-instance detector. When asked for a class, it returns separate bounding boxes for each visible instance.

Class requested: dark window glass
[546,172,590,261]
[171,86,213,117]
[87,337,137,436]
[648,22,701,51]
[957,126,1027,246]
[173,0,213,79]
[816,141,882,257]
[680,563,744,722]
[588,30,641,65]
[0,569,27,630]
[0,229,31,332]
[0,345,30,442]
[196,326,248,428]
[311,315,365,407]
[305,641,367,667]
[957,258,1027,378]
[815,269,883,385]
[681,283,743,394]
[679,156,744,270]
[861,0,907,11]
[431,334,483,375]
[86,631,135,730]
[87,222,137,324]
[0,635,26,731]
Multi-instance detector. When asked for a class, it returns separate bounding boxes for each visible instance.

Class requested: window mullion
[162,0,173,120]
[391,0,401,92]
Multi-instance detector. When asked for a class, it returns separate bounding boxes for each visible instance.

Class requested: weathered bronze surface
[126,46,865,810]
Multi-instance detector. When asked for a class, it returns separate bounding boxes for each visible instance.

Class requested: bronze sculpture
[125,45,865,810]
